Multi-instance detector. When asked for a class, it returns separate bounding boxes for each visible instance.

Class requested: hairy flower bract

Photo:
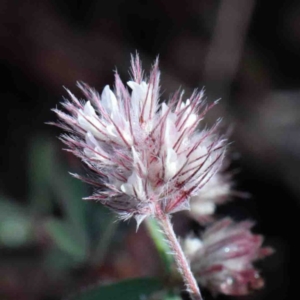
[52,55,226,227]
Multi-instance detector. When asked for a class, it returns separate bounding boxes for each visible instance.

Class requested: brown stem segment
[156,207,203,300]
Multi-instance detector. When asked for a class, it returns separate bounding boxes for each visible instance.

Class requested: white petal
[127,81,148,116]
[101,85,118,114]
[161,102,169,115]
[163,115,177,148]
[78,112,106,140]
[164,148,178,180]
[86,131,98,147]
[120,181,133,195]
[183,237,203,257]
[190,201,216,216]
[121,172,146,201]
[127,81,139,90]
[132,146,147,176]
[134,214,147,231]
[106,124,117,137]
[184,113,197,129]
[83,101,96,117]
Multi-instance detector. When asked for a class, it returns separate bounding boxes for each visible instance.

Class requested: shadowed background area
[0,0,299,299]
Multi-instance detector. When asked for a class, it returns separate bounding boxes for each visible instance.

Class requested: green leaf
[28,136,55,213]
[49,148,90,249]
[163,292,182,300]
[69,277,163,300]
[45,219,87,262]
[84,202,119,265]
[91,216,119,265]
[51,173,90,254]
[44,247,79,272]
[0,198,33,247]
[51,170,88,231]
[28,136,90,262]
[28,135,88,233]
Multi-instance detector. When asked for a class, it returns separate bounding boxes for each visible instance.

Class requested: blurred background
[0,0,299,299]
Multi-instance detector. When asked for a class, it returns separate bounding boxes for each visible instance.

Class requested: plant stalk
[155,207,203,300]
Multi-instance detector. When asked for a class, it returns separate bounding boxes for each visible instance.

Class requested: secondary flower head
[189,171,231,223]
[52,54,226,227]
[183,218,273,296]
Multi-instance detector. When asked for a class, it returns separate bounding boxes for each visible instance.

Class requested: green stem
[155,209,203,300]
[145,217,174,275]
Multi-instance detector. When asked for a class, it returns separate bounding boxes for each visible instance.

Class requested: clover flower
[183,218,273,296]
[52,55,226,227]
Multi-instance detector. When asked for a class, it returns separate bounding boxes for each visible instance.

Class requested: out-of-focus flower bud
[183,218,273,296]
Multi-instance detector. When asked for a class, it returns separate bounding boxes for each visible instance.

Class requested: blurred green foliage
[70,278,163,300]
[0,198,33,247]
[27,136,118,269]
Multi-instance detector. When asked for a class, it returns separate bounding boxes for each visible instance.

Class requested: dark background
[0,0,299,299]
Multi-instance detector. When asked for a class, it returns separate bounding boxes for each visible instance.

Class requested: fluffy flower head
[53,54,225,227]
[183,218,273,296]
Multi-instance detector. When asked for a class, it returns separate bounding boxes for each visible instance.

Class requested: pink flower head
[52,54,226,227]
[183,218,273,296]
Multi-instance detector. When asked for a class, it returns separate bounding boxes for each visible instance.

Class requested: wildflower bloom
[52,55,226,227]
[183,218,273,296]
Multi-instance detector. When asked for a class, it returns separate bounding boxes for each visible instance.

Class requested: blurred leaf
[145,218,173,275]
[147,290,182,300]
[163,292,182,300]
[50,146,90,250]
[28,136,87,228]
[28,136,119,267]
[69,277,163,300]
[0,198,33,247]
[51,171,90,255]
[91,216,118,265]
[44,247,79,272]
[86,203,116,238]
[51,169,88,231]
[29,136,90,255]
[28,136,55,213]
[45,219,88,262]
[85,202,119,265]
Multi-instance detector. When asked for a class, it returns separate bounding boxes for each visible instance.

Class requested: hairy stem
[145,218,174,275]
[156,207,203,300]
